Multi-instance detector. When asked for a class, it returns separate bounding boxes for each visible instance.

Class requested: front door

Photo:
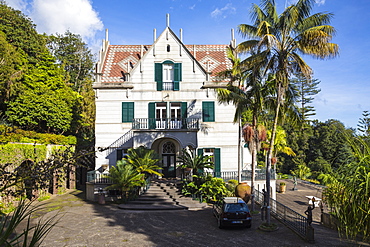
[161,141,176,177]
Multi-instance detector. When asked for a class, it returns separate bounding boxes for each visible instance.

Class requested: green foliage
[317,173,336,185]
[0,199,59,247]
[123,146,162,177]
[0,2,47,63]
[181,175,229,203]
[281,119,355,179]
[0,145,80,199]
[0,4,95,139]
[0,201,15,215]
[357,110,370,137]
[104,161,145,192]
[290,164,311,179]
[198,176,229,202]
[0,143,47,164]
[0,125,77,145]
[46,31,96,142]
[0,31,23,110]
[291,74,321,123]
[177,149,214,175]
[323,136,370,242]
[5,52,78,133]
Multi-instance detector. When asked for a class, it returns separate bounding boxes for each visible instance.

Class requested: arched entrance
[161,141,176,178]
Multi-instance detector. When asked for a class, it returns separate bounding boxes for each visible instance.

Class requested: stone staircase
[118,179,209,211]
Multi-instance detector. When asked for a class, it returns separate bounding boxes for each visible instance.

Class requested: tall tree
[0,31,23,111]
[6,52,77,133]
[46,31,96,142]
[292,74,321,123]
[237,0,338,225]
[0,1,47,63]
[357,110,370,137]
[216,46,270,210]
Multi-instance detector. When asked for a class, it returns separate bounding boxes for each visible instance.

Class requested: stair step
[127,200,177,205]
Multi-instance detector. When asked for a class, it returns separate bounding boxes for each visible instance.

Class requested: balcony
[132,118,200,130]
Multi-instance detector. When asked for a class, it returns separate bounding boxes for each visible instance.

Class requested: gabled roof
[98,28,232,84]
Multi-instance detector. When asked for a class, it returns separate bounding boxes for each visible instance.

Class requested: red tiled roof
[100,44,231,83]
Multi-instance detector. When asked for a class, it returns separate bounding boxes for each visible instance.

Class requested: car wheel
[218,218,224,229]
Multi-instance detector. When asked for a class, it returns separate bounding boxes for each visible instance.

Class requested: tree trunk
[266,83,282,225]
[250,115,258,211]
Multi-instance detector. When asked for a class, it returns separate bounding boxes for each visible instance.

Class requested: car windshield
[224,203,249,212]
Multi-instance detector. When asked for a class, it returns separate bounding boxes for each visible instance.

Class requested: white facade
[93,25,252,178]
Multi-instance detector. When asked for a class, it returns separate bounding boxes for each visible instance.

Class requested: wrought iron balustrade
[254,189,310,241]
[132,118,200,130]
[199,169,276,181]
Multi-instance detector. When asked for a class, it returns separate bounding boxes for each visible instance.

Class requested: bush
[0,124,76,145]
[181,175,229,203]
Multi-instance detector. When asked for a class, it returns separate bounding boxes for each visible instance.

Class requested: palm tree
[217,46,269,211]
[105,161,145,195]
[177,149,214,176]
[123,146,163,178]
[237,0,338,225]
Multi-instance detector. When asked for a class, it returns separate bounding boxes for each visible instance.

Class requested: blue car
[213,197,252,229]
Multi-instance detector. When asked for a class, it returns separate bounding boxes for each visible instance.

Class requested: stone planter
[279,183,286,193]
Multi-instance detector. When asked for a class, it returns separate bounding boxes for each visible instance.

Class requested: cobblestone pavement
[32,186,361,247]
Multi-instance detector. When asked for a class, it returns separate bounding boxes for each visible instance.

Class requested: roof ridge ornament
[166,13,170,27]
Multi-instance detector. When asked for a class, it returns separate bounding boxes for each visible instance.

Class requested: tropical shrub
[177,149,214,175]
[198,176,229,202]
[0,199,59,246]
[123,146,162,178]
[323,136,370,242]
[104,161,145,194]
[181,175,229,203]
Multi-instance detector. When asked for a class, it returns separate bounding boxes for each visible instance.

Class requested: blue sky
[5,0,370,130]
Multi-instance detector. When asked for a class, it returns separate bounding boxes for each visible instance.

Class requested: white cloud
[5,0,103,43]
[285,0,325,7]
[30,0,103,41]
[211,3,236,19]
[315,0,326,5]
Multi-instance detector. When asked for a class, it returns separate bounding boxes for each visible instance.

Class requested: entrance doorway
[161,141,176,177]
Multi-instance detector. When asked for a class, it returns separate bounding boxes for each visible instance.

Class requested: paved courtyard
[30,183,360,247]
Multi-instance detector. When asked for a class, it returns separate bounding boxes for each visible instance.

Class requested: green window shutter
[214,148,221,176]
[202,101,215,122]
[155,63,163,91]
[148,102,156,129]
[181,102,187,118]
[122,102,134,122]
[181,102,187,129]
[174,63,182,91]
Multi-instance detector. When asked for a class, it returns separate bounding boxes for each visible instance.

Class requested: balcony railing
[132,118,200,130]
[196,169,276,181]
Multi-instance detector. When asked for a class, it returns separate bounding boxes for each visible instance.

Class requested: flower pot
[279,184,286,193]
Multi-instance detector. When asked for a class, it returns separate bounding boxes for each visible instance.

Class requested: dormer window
[155,60,182,91]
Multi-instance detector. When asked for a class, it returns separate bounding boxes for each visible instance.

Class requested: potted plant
[279,182,286,193]
[176,149,214,177]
